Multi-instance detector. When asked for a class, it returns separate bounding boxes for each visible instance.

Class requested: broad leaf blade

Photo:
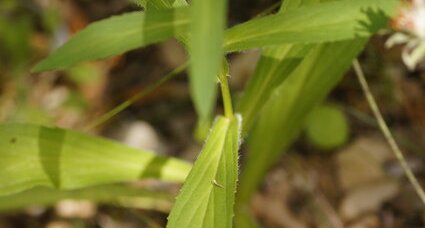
[224,0,399,52]
[0,123,191,196]
[167,115,241,228]
[0,184,173,213]
[189,0,227,128]
[32,7,190,72]
[238,40,367,204]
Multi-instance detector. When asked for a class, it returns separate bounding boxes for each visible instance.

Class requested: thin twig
[352,59,425,206]
[85,62,188,130]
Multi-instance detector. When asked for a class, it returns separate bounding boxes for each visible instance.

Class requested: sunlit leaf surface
[0,123,191,196]
[167,115,241,228]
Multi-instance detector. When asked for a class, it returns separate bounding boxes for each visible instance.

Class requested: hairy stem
[218,68,234,118]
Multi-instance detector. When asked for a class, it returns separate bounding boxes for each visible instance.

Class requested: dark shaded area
[356,7,390,36]
[38,127,65,188]
[139,156,169,179]
[9,137,16,144]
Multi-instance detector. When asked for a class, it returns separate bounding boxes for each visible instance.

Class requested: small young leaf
[167,115,241,228]
[0,123,191,196]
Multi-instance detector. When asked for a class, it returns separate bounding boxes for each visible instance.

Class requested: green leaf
[33,0,399,74]
[237,39,367,205]
[167,115,241,228]
[237,44,312,133]
[235,2,319,226]
[0,123,191,196]
[0,184,173,213]
[237,0,319,135]
[32,7,190,72]
[224,0,399,52]
[188,0,227,127]
[305,104,349,150]
[237,0,331,133]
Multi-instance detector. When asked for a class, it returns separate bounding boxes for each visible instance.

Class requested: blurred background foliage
[1,0,425,227]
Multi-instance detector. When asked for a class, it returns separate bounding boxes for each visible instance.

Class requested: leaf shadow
[38,127,65,188]
[139,156,169,179]
[355,7,390,37]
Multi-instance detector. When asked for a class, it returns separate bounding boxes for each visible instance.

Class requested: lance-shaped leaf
[224,0,399,52]
[189,0,227,134]
[167,115,241,228]
[32,7,190,72]
[0,123,191,196]
[237,40,367,205]
[32,0,399,74]
[143,0,221,140]
[0,185,174,213]
[235,2,321,226]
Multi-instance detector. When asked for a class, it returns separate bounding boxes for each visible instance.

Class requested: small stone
[229,50,260,89]
[112,120,166,155]
[55,200,96,219]
[158,39,187,69]
[337,135,393,190]
[339,179,399,221]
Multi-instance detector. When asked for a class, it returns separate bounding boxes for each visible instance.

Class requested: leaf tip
[31,61,49,73]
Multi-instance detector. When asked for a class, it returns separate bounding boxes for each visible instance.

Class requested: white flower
[388,0,425,69]
[410,0,425,38]
[392,0,425,38]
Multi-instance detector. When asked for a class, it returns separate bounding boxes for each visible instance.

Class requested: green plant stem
[219,73,234,118]
[85,62,188,130]
[352,59,425,206]
[212,1,281,120]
